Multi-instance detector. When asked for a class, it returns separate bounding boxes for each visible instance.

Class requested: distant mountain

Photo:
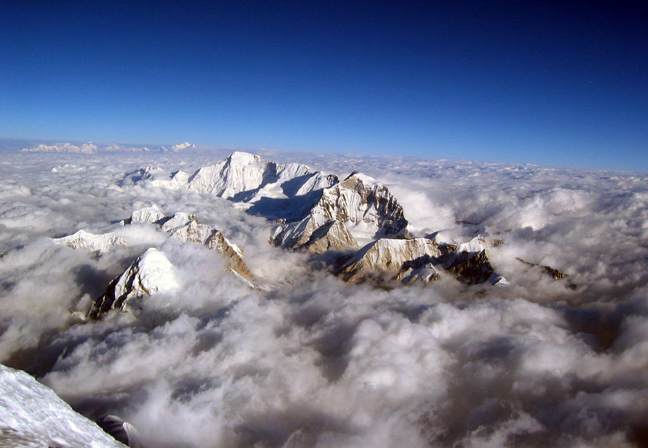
[148,151,338,206]
[21,142,99,153]
[19,141,195,153]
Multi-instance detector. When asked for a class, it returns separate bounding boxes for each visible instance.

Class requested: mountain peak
[88,248,179,319]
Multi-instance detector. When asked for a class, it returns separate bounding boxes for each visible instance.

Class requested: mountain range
[50,151,576,320]
[134,151,507,288]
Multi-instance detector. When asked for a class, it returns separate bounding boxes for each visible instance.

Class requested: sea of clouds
[1,148,648,447]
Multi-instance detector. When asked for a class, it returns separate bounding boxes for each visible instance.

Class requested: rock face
[96,415,143,448]
[271,172,409,253]
[442,249,503,285]
[338,236,506,286]
[88,248,179,319]
[125,207,252,280]
[516,257,567,279]
[52,230,127,255]
[0,364,127,447]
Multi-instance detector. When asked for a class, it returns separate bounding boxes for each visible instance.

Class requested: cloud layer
[1,149,648,447]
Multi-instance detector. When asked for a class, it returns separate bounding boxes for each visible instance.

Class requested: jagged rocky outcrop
[338,236,507,286]
[271,172,409,253]
[88,248,179,319]
[124,207,252,280]
[96,415,143,448]
[52,230,127,254]
[516,257,567,279]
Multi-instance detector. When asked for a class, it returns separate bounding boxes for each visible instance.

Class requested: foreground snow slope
[0,364,126,447]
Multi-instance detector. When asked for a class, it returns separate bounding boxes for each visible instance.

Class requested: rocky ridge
[124,206,251,280]
[517,257,576,289]
[338,236,507,286]
[52,205,253,319]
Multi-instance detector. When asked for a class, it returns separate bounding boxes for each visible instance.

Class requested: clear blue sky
[1,0,646,170]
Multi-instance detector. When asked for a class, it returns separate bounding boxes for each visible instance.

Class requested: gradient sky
[1,0,647,170]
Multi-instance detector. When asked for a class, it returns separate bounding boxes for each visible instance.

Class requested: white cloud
[0,149,647,447]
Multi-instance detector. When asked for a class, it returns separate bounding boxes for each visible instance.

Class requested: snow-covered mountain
[338,237,441,283]
[135,152,512,287]
[21,142,99,153]
[136,153,409,253]
[88,248,179,319]
[52,230,127,254]
[0,364,127,447]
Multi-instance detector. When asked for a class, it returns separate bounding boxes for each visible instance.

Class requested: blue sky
[1,0,646,170]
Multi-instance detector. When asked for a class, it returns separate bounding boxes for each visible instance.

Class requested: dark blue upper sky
[1,0,646,170]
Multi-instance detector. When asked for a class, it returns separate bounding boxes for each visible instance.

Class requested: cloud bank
[17,141,198,154]
[1,149,647,447]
